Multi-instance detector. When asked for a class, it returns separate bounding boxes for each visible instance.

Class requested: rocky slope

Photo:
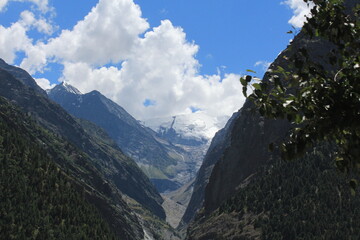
[179,111,241,227]
[0,58,46,96]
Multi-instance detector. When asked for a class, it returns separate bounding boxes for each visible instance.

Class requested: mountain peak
[48,82,83,108]
[142,112,229,143]
[59,82,82,95]
[49,82,82,96]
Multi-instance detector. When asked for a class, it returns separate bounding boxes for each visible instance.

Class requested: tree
[241,0,360,182]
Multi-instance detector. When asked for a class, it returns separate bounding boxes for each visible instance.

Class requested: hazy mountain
[49,83,227,193]
[48,82,184,191]
[143,113,228,146]
[142,113,229,189]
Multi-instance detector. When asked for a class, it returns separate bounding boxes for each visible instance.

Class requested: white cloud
[0,0,8,11]
[1,0,246,121]
[34,77,55,90]
[43,0,149,66]
[255,60,271,71]
[20,10,54,34]
[0,22,32,64]
[27,0,49,13]
[0,9,52,71]
[19,43,47,74]
[0,0,50,13]
[282,0,314,28]
[61,20,245,119]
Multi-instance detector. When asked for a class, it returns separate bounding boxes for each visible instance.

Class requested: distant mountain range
[142,113,228,145]
[48,83,227,193]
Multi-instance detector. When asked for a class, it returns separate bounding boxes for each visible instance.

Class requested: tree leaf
[252,83,261,90]
[240,77,247,86]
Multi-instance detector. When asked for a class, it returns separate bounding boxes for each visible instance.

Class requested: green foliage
[0,98,116,240]
[218,144,360,239]
[240,0,360,178]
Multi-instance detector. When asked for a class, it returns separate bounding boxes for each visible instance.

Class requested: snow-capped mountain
[142,112,230,145]
[141,112,231,190]
[48,82,231,193]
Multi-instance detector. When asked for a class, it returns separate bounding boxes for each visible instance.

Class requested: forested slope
[0,97,117,239]
[187,144,360,239]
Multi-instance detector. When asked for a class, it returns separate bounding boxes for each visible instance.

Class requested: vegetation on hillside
[0,97,116,239]
[187,144,360,239]
[218,145,360,239]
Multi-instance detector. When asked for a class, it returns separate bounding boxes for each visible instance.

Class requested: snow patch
[142,112,230,141]
[62,82,82,95]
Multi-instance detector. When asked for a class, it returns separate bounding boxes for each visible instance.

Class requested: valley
[0,0,359,239]
[48,83,227,193]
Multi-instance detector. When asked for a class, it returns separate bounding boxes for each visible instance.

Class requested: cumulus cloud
[0,21,32,63]
[42,0,149,66]
[20,10,54,34]
[0,9,52,72]
[34,77,55,90]
[60,20,245,119]
[282,0,314,28]
[1,0,246,120]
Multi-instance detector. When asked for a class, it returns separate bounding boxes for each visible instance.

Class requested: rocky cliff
[186,1,360,239]
[180,111,241,226]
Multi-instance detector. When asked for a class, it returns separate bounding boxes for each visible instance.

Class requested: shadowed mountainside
[0,60,172,239]
[186,1,360,239]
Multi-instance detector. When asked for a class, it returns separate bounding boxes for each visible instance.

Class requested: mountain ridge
[48,82,221,193]
[0,59,170,238]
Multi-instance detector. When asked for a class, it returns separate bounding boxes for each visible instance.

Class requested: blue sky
[136,0,294,76]
[0,0,311,120]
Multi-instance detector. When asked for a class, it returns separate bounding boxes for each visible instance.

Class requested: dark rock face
[0,60,165,224]
[186,1,359,239]
[0,59,47,96]
[180,111,241,226]
[203,104,289,214]
[197,27,339,216]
